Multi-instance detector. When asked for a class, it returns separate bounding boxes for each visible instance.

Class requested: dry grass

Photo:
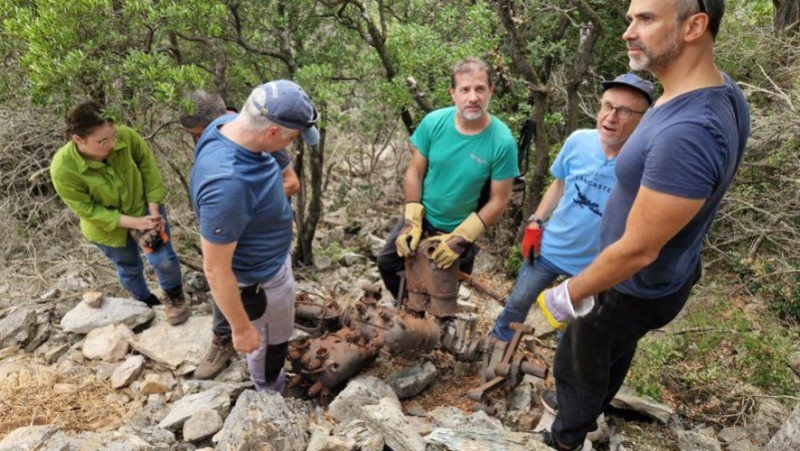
[0,357,127,440]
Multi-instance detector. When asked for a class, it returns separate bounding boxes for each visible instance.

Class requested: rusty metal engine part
[404,237,460,317]
[294,293,345,336]
[344,296,441,353]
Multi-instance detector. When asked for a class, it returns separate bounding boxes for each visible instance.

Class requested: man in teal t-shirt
[378,57,519,299]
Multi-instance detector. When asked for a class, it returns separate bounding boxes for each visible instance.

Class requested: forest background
[0,0,798,432]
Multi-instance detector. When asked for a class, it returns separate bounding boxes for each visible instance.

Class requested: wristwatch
[527,214,544,227]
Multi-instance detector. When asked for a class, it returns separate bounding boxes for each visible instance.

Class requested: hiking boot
[195,333,235,380]
[541,388,559,415]
[140,293,161,307]
[164,287,189,326]
[539,431,587,451]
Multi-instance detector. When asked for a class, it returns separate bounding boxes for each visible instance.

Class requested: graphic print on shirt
[571,170,615,217]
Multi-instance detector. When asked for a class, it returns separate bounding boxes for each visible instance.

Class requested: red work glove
[521,226,542,263]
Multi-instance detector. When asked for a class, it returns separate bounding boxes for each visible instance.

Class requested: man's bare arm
[200,237,260,352]
[568,185,705,301]
[477,179,513,227]
[533,179,565,222]
[403,145,428,203]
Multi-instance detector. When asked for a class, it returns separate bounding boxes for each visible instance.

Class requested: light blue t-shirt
[540,129,616,275]
[190,115,293,285]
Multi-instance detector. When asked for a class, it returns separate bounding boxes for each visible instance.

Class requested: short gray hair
[241,86,294,137]
[450,57,493,88]
[675,0,725,40]
[179,90,226,129]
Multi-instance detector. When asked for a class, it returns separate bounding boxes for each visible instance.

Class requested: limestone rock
[213,390,308,451]
[60,297,153,334]
[307,429,357,451]
[0,306,37,349]
[82,323,133,362]
[332,420,385,451]
[676,430,722,451]
[427,406,505,431]
[183,408,224,442]
[509,382,533,412]
[767,404,800,450]
[158,384,236,431]
[386,361,438,399]
[111,355,145,389]
[425,428,552,451]
[140,372,175,395]
[130,315,212,368]
[362,397,425,451]
[82,292,105,308]
[0,425,66,450]
[610,385,674,424]
[328,376,397,424]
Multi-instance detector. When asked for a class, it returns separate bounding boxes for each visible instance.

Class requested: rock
[111,355,146,389]
[185,270,209,293]
[339,252,365,267]
[458,285,472,300]
[60,296,154,334]
[213,390,308,450]
[362,397,426,451]
[332,420,385,451]
[676,430,722,451]
[749,397,790,444]
[727,440,762,451]
[45,425,176,450]
[386,361,438,399]
[140,372,175,395]
[610,385,674,424]
[82,323,133,362]
[328,376,398,424]
[0,306,37,349]
[365,234,386,258]
[509,382,533,412]
[183,408,224,442]
[158,384,237,430]
[427,406,505,431]
[39,288,61,301]
[457,300,478,313]
[767,404,800,450]
[42,342,70,364]
[718,427,748,444]
[424,428,551,451]
[0,425,66,449]
[82,291,105,308]
[316,255,333,271]
[307,429,357,451]
[130,315,212,368]
[407,416,433,436]
[406,401,427,417]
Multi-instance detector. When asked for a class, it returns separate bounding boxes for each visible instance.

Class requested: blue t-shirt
[541,129,616,275]
[601,74,750,298]
[190,115,294,285]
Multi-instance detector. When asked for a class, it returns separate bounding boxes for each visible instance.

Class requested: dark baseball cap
[601,73,655,105]
[250,80,320,146]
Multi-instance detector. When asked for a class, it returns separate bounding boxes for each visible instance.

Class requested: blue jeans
[491,255,571,341]
[95,206,182,302]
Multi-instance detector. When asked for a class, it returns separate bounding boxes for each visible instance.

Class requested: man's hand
[231,322,261,353]
[430,212,486,269]
[521,224,543,263]
[537,279,595,331]
[396,202,425,257]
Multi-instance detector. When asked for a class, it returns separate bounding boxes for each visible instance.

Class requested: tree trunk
[293,127,326,266]
[773,0,800,34]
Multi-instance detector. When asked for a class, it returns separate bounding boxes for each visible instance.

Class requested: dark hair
[66,102,113,138]
[450,57,494,88]
[677,0,725,40]
[179,90,226,129]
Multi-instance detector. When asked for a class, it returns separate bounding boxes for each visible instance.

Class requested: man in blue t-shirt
[377,57,519,299]
[490,74,654,342]
[536,1,750,449]
[180,90,302,380]
[190,80,319,393]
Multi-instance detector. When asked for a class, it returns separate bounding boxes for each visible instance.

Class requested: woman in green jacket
[50,102,188,325]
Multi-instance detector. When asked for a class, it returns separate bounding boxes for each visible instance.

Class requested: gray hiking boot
[164,287,189,326]
[195,333,235,380]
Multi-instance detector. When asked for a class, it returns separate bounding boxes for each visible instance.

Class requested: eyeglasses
[599,102,647,120]
[697,0,706,13]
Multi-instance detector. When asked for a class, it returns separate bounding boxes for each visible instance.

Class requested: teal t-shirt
[410,107,519,232]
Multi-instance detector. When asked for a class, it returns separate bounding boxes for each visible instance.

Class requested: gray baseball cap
[250,80,320,146]
[601,73,655,105]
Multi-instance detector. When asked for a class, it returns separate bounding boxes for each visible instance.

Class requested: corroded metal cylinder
[404,237,460,317]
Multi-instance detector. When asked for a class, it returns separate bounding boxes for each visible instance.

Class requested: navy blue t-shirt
[189,115,293,285]
[600,74,750,298]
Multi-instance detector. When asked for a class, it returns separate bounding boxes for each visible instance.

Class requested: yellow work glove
[536,279,595,331]
[430,213,486,269]
[395,202,425,257]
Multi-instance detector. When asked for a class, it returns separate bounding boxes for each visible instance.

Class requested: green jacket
[50,125,166,247]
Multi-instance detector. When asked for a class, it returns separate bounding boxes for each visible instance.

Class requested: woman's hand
[119,214,161,231]
[148,203,165,231]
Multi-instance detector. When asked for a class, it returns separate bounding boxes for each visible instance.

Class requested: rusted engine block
[288,238,549,398]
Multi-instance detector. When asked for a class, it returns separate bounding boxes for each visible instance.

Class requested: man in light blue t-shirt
[377,57,519,299]
[491,73,654,342]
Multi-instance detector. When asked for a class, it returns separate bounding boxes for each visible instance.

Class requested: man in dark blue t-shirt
[535,1,750,449]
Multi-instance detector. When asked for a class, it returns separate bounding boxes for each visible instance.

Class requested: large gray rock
[328,376,397,424]
[130,315,212,368]
[60,296,154,334]
[111,355,146,389]
[767,404,800,450]
[362,397,425,451]
[306,429,357,451]
[42,425,176,450]
[82,323,133,361]
[427,406,505,431]
[183,408,224,442]
[610,385,674,424]
[386,361,438,399]
[213,390,308,451]
[332,420,384,451]
[0,306,37,350]
[676,430,722,451]
[0,425,66,450]
[158,384,236,430]
[425,428,552,451]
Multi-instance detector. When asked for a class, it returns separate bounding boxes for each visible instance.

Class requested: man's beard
[459,105,485,121]
[629,29,681,73]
